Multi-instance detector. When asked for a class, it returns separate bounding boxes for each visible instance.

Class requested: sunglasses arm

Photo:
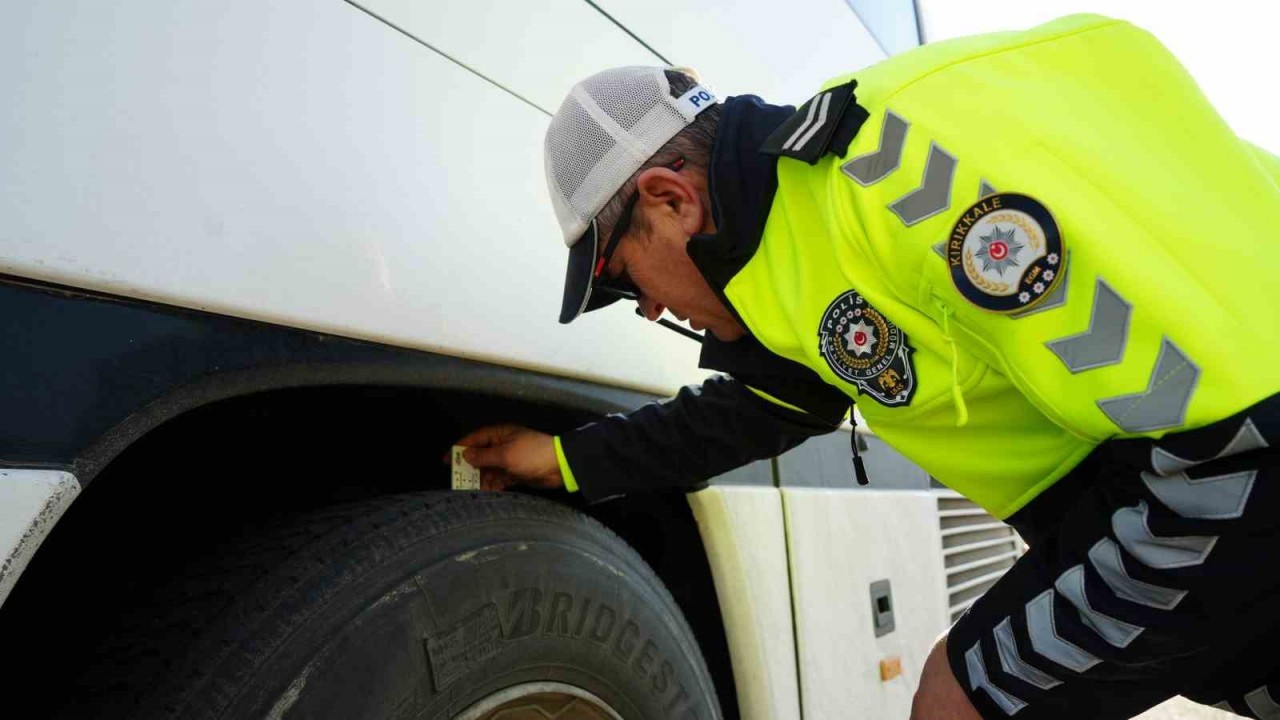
[634,307,704,343]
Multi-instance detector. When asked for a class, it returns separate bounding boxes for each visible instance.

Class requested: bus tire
[147,491,722,720]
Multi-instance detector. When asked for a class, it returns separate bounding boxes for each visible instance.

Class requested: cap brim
[558,221,621,324]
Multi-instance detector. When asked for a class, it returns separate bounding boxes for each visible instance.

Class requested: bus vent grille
[935,489,1026,624]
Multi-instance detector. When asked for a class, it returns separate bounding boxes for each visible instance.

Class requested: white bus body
[0,3,1022,718]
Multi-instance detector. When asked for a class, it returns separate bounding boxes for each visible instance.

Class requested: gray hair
[594,69,723,240]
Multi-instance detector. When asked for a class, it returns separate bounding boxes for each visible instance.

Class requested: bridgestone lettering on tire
[144,492,723,720]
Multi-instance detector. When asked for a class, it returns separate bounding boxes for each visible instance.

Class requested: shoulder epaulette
[760,79,869,165]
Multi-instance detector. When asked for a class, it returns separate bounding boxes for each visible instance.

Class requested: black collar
[686,95,862,430]
[686,95,795,298]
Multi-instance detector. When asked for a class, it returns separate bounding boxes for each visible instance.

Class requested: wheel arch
[0,278,740,716]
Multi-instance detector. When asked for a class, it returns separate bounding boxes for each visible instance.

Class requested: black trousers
[948,398,1280,719]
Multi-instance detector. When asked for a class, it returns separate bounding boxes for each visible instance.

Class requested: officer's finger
[465,444,507,470]
[453,424,521,449]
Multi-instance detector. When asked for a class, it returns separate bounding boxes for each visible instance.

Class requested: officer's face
[602,166,745,342]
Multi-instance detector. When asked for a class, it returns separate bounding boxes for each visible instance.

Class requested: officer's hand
[451,424,564,492]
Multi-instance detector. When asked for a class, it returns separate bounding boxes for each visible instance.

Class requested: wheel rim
[452,682,625,720]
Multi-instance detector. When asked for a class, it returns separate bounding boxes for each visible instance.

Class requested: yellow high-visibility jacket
[726,14,1280,517]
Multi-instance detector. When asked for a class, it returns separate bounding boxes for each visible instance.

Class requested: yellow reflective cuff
[745,385,809,415]
[553,436,579,494]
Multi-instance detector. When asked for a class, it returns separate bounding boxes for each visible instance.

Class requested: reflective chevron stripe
[1246,686,1280,720]
[1112,501,1217,569]
[1053,565,1143,648]
[980,179,998,198]
[889,142,957,226]
[1097,338,1200,433]
[1151,417,1269,475]
[1046,280,1131,372]
[842,110,908,185]
[966,641,1028,715]
[1087,538,1186,610]
[994,618,1061,690]
[1142,469,1257,520]
[1220,418,1269,457]
[1025,589,1100,672]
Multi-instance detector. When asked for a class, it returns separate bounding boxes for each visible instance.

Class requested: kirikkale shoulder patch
[818,290,916,406]
[945,193,1066,313]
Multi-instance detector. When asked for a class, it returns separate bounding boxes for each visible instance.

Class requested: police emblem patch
[818,290,916,406]
[945,193,1065,313]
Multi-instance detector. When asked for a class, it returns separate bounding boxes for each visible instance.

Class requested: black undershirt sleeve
[559,373,842,503]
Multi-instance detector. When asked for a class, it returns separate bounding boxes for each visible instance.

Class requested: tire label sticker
[424,602,503,691]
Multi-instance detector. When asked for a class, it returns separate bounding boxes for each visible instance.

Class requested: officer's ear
[634,166,705,237]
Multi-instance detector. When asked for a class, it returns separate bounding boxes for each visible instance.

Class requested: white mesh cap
[544,66,719,323]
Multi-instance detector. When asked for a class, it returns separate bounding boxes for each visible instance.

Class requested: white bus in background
[0,2,1023,718]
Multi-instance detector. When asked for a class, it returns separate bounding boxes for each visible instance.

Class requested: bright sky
[916,1,1280,153]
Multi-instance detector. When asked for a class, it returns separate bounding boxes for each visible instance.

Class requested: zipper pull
[935,301,970,427]
[849,408,869,485]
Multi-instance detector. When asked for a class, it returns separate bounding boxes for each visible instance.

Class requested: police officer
[455,14,1280,720]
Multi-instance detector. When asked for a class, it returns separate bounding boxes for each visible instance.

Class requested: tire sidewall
[205,495,720,720]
